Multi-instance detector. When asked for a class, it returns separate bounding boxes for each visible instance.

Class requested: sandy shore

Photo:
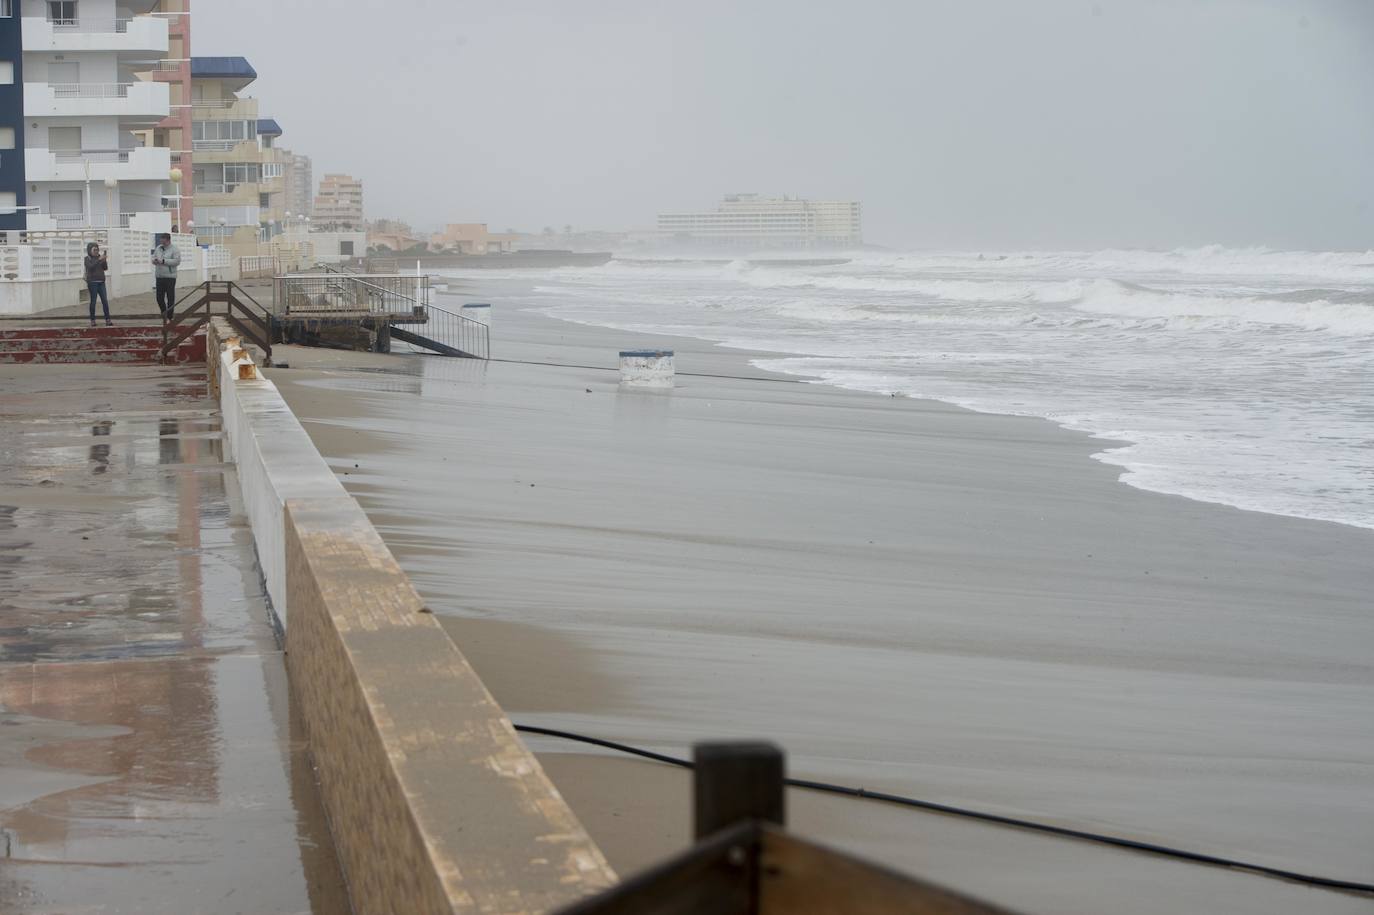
[268,297,1374,914]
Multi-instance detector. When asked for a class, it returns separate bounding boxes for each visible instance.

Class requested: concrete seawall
[206,319,616,913]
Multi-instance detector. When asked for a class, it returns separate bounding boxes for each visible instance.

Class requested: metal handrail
[393,301,489,360]
[48,83,135,99]
[45,17,139,32]
[274,272,431,318]
[51,148,135,163]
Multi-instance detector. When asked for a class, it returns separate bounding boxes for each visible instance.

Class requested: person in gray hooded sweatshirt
[84,241,111,327]
[152,233,182,319]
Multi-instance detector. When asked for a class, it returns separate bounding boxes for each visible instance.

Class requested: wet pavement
[0,364,347,913]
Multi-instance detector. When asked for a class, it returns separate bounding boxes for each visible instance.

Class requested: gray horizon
[196,0,1374,250]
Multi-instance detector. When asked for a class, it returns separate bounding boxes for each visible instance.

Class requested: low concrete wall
[207,323,615,913]
[212,321,345,627]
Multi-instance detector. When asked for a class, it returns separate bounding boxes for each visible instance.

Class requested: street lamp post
[103,176,118,228]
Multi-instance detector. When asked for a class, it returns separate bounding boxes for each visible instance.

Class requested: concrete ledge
[209,323,615,912]
[213,319,346,626]
[285,498,615,914]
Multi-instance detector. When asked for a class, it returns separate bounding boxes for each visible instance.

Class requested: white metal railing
[44,213,146,229]
[191,140,242,151]
[49,83,134,99]
[190,98,240,109]
[52,148,135,164]
[150,58,189,70]
[47,17,135,32]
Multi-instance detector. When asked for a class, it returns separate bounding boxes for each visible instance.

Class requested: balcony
[191,182,260,206]
[21,16,169,57]
[25,146,173,183]
[190,97,260,120]
[22,81,170,125]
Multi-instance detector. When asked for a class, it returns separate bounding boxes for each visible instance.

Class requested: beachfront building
[2,0,175,232]
[313,172,362,230]
[189,55,284,258]
[280,147,311,219]
[657,194,862,249]
[429,223,517,255]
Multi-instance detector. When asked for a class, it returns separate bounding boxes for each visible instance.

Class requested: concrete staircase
[0,325,206,365]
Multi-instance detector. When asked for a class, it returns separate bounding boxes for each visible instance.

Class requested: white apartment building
[657,194,862,249]
[7,0,174,232]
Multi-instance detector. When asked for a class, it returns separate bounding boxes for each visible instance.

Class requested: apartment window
[259,192,269,208]
[223,163,259,186]
[49,189,83,217]
[0,127,13,149]
[191,120,254,144]
[48,126,81,151]
[0,193,16,213]
[0,62,12,85]
[262,162,283,179]
[0,1,11,17]
[47,1,77,26]
[340,241,354,256]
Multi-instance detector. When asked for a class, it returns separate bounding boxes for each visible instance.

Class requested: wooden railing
[161,280,273,365]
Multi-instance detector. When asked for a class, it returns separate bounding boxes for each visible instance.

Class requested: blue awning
[191,56,257,89]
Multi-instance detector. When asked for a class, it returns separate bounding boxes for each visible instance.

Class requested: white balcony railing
[21,16,169,55]
[50,82,134,99]
[39,213,139,229]
[23,80,170,121]
[25,146,173,183]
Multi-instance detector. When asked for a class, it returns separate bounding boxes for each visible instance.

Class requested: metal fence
[394,302,490,360]
[273,273,431,318]
[49,83,134,99]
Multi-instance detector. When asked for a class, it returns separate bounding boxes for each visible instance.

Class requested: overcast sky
[196,0,1374,249]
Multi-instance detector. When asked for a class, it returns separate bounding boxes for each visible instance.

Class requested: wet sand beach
[269,300,1374,915]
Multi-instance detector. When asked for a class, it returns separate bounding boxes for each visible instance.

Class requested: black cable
[513,723,1374,896]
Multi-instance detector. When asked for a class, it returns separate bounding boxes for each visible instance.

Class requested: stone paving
[0,363,345,914]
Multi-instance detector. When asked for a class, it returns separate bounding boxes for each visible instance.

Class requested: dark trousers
[86,281,110,323]
[155,277,177,318]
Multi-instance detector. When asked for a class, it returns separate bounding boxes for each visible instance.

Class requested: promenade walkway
[0,362,345,913]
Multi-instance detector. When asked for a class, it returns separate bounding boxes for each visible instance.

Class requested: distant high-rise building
[657,194,862,249]
[279,148,312,219]
[314,173,362,230]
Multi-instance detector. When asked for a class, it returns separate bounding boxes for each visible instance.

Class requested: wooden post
[693,742,785,840]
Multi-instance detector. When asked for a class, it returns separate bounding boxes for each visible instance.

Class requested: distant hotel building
[1,0,176,232]
[314,172,362,230]
[657,194,862,249]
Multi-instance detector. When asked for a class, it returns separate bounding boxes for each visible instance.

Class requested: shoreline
[531,298,1373,534]
[268,297,1374,915]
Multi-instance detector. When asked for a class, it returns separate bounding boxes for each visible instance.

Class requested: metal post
[693,742,785,840]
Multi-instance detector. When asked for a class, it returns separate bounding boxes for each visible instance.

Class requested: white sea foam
[446,247,1374,530]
